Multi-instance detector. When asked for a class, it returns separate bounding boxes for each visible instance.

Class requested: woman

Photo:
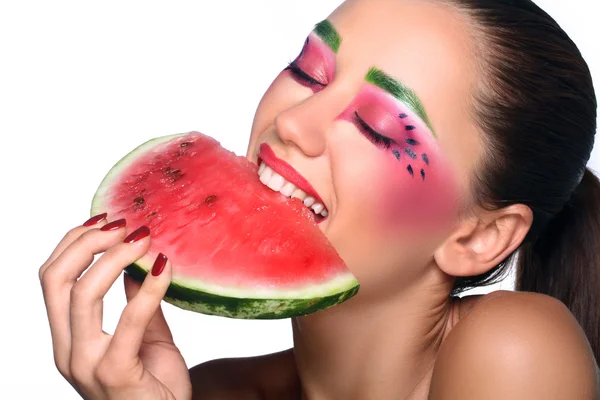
[39,0,600,398]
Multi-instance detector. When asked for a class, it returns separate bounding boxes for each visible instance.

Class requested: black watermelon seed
[406,125,416,131]
[134,197,145,205]
[407,165,414,177]
[406,138,419,146]
[172,173,185,182]
[405,148,417,159]
[205,195,217,204]
[393,149,401,160]
[421,169,426,180]
[422,153,429,165]
[399,113,408,118]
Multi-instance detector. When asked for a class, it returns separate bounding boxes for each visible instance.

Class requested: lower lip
[257,144,327,224]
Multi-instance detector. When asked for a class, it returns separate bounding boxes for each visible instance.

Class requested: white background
[1,1,598,398]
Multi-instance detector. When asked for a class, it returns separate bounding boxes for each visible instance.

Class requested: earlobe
[434,204,533,277]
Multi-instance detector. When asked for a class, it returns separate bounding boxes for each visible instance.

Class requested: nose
[275,89,345,157]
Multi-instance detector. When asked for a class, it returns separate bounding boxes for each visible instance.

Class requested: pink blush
[373,150,458,233]
[335,83,457,231]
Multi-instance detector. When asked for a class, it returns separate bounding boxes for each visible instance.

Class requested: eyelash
[353,111,395,149]
[285,60,326,87]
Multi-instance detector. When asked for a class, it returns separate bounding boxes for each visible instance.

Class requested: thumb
[124,271,143,301]
[123,266,175,343]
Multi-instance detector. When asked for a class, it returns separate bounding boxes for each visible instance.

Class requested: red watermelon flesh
[91,132,359,319]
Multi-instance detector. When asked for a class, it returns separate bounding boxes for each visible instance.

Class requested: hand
[39,215,192,400]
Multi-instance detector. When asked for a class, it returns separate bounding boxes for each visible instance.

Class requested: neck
[292,268,454,400]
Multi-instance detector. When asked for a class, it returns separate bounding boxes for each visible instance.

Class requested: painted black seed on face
[422,153,429,165]
[399,113,408,118]
[407,164,414,177]
[405,148,417,159]
[406,138,419,146]
[421,169,425,181]
[393,149,401,160]
[406,125,416,131]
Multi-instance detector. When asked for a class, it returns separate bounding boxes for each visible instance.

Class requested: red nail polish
[83,213,108,227]
[151,253,168,276]
[123,226,150,244]
[100,219,127,231]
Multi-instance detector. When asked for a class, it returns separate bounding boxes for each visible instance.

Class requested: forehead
[326,0,481,186]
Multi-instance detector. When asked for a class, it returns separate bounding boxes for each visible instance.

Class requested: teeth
[259,166,273,185]
[258,162,328,218]
[280,182,296,197]
[303,197,315,207]
[266,173,285,191]
[291,189,307,201]
[311,203,324,214]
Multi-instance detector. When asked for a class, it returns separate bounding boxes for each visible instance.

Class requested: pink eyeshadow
[294,33,336,84]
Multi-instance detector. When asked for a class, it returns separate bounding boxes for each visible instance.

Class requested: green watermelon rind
[125,262,359,319]
[91,132,361,319]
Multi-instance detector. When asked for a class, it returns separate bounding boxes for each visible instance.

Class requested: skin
[40,0,599,399]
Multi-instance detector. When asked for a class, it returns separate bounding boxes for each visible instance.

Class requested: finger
[40,219,128,375]
[39,213,108,281]
[124,273,174,343]
[70,226,152,346]
[42,219,128,286]
[105,254,172,362]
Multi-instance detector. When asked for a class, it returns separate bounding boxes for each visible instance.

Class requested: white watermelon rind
[91,132,188,208]
[90,132,360,319]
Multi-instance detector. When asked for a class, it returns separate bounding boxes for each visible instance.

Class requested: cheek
[370,148,459,234]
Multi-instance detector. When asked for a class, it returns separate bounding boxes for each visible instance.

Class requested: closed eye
[353,111,396,149]
[285,60,326,87]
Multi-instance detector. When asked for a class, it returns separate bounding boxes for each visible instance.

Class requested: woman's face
[246,0,480,293]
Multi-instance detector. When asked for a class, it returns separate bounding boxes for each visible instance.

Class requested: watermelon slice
[91,132,359,319]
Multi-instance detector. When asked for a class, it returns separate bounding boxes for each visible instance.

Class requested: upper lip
[258,143,326,208]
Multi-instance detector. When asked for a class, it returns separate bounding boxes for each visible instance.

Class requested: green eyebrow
[313,20,341,53]
[365,67,436,137]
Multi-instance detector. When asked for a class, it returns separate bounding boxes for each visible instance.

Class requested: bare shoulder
[429,290,600,399]
[189,348,300,400]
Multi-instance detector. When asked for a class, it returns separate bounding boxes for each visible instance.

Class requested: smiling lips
[258,143,328,219]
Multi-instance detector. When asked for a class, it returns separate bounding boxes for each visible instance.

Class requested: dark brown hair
[445,0,599,363]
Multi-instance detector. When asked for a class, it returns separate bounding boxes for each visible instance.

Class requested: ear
[434,204,533,277]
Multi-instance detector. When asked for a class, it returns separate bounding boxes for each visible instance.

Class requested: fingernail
[83,213,108,227]
[100,219,127,232]
[123,226,150,244]
[151,253,168,276]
